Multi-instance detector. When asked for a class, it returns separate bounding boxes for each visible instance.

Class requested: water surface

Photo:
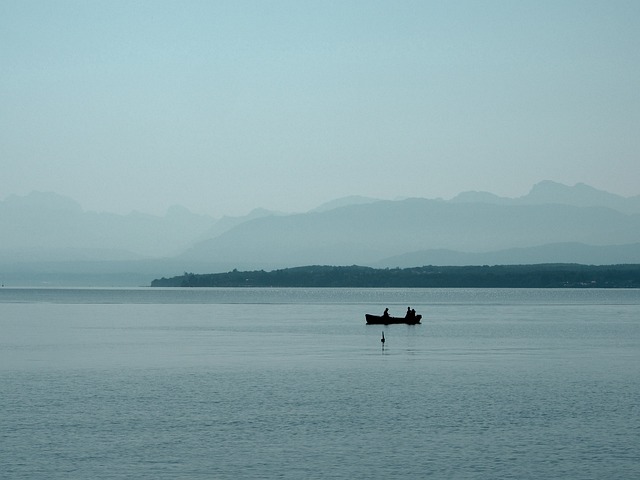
[1,288,638,479]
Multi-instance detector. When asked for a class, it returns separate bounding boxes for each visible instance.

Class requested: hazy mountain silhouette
[2,182,639,285]
[0,191,217,259]
[199,208,281,241]
[452,180,640,214]
[311,195,382,212]
[179,198,640,269]
[0,192,273,285]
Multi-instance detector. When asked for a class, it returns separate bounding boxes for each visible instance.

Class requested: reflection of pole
[381,331,385,349]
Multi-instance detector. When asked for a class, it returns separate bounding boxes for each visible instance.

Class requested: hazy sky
[2,1,639,216]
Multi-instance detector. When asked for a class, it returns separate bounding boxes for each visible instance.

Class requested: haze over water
[2,287,639,479]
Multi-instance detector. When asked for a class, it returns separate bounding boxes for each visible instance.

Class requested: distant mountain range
[1,181,639,286]
[451,180,640,214]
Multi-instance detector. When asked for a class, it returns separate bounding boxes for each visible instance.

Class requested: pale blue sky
[2,1,639,216]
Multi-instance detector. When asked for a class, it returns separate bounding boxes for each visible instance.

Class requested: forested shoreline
[151,264,640,288]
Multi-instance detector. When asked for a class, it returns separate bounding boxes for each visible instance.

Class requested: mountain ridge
[2,181,639,285]
[451,180,640,214]
[179,199,640,268]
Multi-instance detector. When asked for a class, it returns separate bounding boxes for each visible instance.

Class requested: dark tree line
[151,264,640,288]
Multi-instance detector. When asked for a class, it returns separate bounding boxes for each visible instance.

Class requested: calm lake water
[1,288,639,479]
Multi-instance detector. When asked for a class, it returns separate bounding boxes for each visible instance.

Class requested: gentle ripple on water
[1,288,639,479]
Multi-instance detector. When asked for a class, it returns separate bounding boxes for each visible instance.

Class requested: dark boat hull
[366,314,421,325]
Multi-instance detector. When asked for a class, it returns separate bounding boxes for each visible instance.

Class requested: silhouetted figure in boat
[383,308,390,318]
[406,307,416,319]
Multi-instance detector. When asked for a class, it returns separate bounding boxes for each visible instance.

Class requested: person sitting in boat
[405,307,417,319]
[383,308,390,317]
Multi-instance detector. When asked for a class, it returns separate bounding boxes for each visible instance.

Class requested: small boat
[365,313,421,325]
